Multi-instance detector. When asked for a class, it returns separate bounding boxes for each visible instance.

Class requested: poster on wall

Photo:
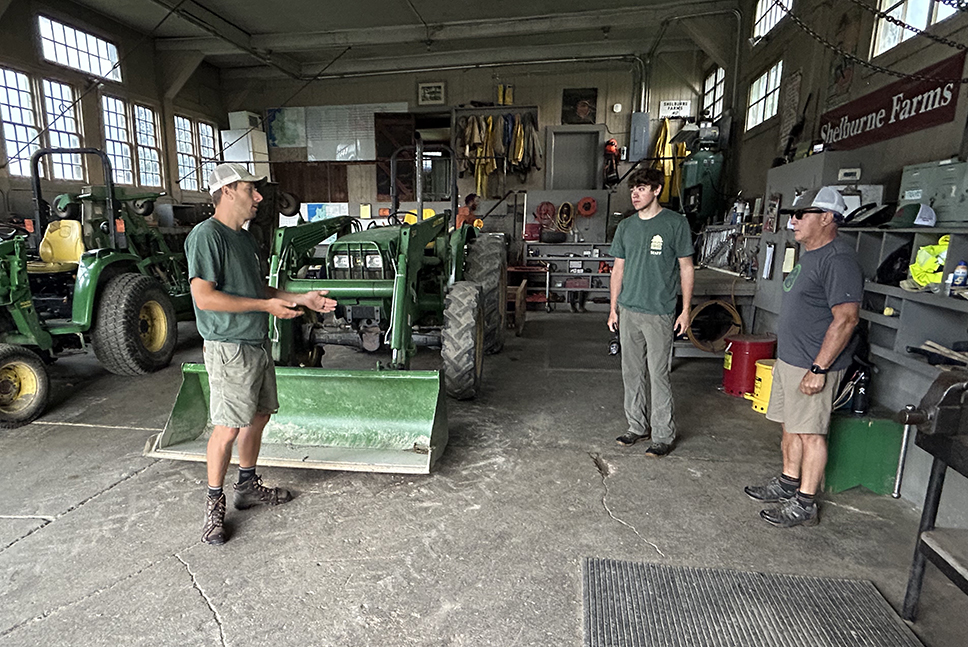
[266,107,306,148]
[561,88,598,124]
[826,6,863,109]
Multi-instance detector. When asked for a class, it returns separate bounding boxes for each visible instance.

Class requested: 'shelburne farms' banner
[819,52,965,151]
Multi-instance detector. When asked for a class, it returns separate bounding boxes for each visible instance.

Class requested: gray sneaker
[202,493,226,545]
[745,477,795,503]
[760,497,819,527]
[233,475,293,510]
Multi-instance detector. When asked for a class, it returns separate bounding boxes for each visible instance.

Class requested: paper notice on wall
[301,203,350,244]
[305,102,407,161]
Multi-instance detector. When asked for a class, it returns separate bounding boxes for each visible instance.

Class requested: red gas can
[722,333,777,398]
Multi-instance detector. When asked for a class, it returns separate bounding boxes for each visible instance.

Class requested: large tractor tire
[441,281,485,400]
[464,234,507,354]
[92,274,178,376]
[0,345,50,429]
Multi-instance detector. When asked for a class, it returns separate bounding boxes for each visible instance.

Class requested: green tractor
[148,141,507,474]
[0,147,193,428]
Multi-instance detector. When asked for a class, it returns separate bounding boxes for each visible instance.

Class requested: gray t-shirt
[185,218,268,344]
[777,236,863,370]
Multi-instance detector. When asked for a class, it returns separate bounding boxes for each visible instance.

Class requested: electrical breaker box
[628,112,651,162]
[898,159,968,224]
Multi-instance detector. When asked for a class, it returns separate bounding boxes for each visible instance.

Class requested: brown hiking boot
[202,493,226,545]
[233,475,293,510]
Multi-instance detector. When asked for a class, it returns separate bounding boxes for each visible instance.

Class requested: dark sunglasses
[792,208,825,220]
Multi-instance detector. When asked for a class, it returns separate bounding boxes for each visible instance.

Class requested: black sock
[778,474,800,495]
[796,490,816,507]
[238,466,257,484]
[208,486,223,499]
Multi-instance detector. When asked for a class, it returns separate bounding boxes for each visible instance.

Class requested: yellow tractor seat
[27,220,85,274]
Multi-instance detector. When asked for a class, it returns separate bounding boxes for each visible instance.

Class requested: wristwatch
[810,363,828,375]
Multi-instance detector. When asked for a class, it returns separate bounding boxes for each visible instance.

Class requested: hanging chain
[771,0,968,84]
[842,0,967,52]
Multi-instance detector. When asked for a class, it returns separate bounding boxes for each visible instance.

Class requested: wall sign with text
[818,52,965,151]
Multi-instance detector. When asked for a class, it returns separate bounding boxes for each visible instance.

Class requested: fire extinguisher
[604,139,620,187]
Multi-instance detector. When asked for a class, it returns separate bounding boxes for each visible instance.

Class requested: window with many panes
[753,0,792,39]
[38,16,121,81]
[0,67,41,177]
[872,1,958,57]
[703,67,726,122]
[175,115,220,192]
[198,123,218,186]
[102,95,133,184]
[134,105,162,187]
[174,116,198,191]
[42,79,82,180]
[746,60,783,131]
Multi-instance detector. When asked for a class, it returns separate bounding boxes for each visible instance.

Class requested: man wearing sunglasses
[745,186,862,527]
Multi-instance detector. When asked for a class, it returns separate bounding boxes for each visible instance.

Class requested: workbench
[901,432,968,621]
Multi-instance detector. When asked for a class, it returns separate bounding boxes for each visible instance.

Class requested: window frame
[702,67,726,122]
[0,66,42,178]
[101,94,135,185]
[174,114,221,193]
[133,104,163,188]
[745,60,784,132]
[872,0,959,58]
[37,15,122,82]
[753,0,792,40]
[41,78,84,181]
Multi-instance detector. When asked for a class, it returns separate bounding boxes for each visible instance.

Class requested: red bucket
[722,334,776,398]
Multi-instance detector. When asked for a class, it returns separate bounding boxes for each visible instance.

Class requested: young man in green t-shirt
[607,168,695,456]
[186,163,338,545]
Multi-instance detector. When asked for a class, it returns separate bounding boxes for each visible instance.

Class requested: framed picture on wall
[418,82,446,106]
[561,88,598,124]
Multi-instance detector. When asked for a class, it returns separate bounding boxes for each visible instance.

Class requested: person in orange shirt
[457,193,480,228]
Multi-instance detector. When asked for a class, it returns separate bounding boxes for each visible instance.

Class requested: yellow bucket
[744,359,775,414]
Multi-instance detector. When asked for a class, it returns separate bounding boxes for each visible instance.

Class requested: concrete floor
[0,311,965,646]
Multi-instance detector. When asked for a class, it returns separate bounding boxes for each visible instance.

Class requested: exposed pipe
[645,9,743,115]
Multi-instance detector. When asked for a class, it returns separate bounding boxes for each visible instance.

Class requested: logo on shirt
[650,235,663,256]
[783,264,801,292]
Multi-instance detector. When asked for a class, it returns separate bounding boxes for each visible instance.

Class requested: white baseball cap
[207,163,266,195]
[782,186,848,219]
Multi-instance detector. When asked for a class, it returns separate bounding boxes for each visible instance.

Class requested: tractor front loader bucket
[145,364,448,474]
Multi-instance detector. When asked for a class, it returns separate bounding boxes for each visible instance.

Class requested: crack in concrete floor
[175,554,227,647]
[589,452,665,558]
[0,462,157,553]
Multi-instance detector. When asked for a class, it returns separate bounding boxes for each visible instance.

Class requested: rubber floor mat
[582,558,922,647]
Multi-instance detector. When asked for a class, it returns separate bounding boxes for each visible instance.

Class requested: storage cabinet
[521,242,613,310]
[840,227,968,403]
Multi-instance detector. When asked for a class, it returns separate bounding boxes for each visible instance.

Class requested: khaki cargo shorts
[203,340,279,428]
[765,358,844,435]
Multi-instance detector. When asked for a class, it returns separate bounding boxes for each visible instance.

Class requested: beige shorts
[203,340,279,428]
[765,358,844,435]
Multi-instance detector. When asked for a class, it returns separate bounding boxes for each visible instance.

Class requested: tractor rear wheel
[441,282,484,400]
[464,234,507,354]
[92,274,178,375]
[0,344,50,428]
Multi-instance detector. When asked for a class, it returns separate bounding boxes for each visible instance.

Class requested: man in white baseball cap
[207,162,266,195]
[745,185,862,528]
[185,162,337,545]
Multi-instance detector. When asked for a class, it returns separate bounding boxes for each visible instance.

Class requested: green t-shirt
[185,218,268,344]
[609,209,694,315]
